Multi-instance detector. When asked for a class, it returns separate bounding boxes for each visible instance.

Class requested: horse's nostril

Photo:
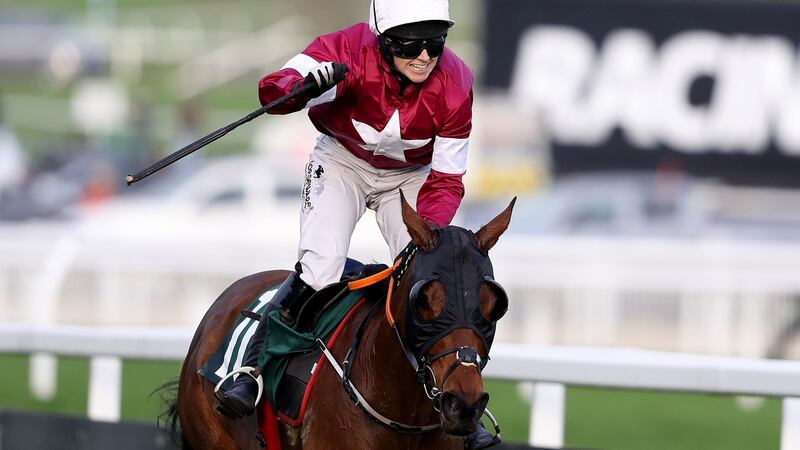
[440,392,463,419]
[439,390,486,436]
[441,390,489,421]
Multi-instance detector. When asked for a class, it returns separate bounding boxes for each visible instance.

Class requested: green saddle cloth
[257,287,365,406]
[200,285,364,407]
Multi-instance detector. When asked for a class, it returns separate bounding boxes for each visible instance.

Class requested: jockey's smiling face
[380,19,449,84]
[393,49,438,83]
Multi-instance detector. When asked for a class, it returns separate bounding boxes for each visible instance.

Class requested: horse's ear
[474,197,516,253]
[400,189,436,252]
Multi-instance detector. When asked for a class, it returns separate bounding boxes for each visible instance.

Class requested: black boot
[215,272,315,419]
[464,422,501,450]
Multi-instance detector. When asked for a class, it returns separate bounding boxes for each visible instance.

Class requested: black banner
[0,409,565,450]
[484,0,800,185]
[0,410,177,450]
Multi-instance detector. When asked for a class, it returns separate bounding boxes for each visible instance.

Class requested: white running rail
[1,323,799,449]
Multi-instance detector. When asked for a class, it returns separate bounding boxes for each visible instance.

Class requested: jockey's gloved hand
[303,62,349,98]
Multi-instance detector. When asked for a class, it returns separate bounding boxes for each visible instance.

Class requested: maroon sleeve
[416,80,473,228]
[257,68,307,115]
[257,26,359,114]
[437,89,472,139]
[416,169,465,228]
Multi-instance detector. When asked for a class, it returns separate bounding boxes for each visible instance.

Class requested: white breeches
[296,135,429,291]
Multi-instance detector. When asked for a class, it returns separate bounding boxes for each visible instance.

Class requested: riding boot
[464,422,501,450]
[215,272,315,419]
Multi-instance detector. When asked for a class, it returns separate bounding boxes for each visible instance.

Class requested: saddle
[270,260,389,422]
[199,259,389,426]
[293,259,389,333]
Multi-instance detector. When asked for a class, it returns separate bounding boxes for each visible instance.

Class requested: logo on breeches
[302,163,326,213]
[302,162,314,212]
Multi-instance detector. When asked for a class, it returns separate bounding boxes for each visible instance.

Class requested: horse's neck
[354,309,438,423]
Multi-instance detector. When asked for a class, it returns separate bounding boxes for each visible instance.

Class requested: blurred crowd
[0,94,205,222]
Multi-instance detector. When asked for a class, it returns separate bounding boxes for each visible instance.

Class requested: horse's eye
[480,278,508,322]
[410,279,445,321]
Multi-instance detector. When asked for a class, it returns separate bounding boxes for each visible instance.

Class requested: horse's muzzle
[439,391,489,436]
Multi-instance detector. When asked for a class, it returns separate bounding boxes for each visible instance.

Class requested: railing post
[87,356,122,422]
[782,397,800,450]
[29,352,58,401]
[28,236,80,401]
[530,382,565,448]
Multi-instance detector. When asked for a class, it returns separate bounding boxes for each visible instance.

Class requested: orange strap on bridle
[346,259,400,291]
[346,257,403,327]
[385,275,397,326]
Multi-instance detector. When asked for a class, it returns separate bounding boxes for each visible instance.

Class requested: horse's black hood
[403,226,505,361]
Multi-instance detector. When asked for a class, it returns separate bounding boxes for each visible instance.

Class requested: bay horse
[164,194,514,449]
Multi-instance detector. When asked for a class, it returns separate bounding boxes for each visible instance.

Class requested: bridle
[385,245,489,408]
[316,243,501,436]
[419,346,485,410]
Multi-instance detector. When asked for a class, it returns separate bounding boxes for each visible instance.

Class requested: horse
[162,193,515,450]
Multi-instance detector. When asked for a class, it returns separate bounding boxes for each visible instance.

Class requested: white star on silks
[352,110,431,162]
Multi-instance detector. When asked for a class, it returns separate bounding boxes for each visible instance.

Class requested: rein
[317,245,441,433]
[315,246,500,436]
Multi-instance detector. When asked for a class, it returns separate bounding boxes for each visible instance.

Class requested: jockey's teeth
[411,63,428,71]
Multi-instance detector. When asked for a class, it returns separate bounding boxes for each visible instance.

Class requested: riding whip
[125,68,346,186]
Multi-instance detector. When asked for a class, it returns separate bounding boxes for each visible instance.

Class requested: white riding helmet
[368,0,455,36]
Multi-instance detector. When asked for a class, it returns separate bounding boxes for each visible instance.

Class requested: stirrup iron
[214,366,265,406]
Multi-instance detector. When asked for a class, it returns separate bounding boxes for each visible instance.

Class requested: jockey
[217,1,496,448]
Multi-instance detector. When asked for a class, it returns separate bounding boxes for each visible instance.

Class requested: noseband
[420,346,486,408]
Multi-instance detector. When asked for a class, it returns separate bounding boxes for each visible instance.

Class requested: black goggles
[383,35,446,59]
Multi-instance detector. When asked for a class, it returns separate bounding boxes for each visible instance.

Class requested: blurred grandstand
[2,0,800,449]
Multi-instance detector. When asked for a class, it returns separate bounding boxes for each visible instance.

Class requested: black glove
[303,62,349,98]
